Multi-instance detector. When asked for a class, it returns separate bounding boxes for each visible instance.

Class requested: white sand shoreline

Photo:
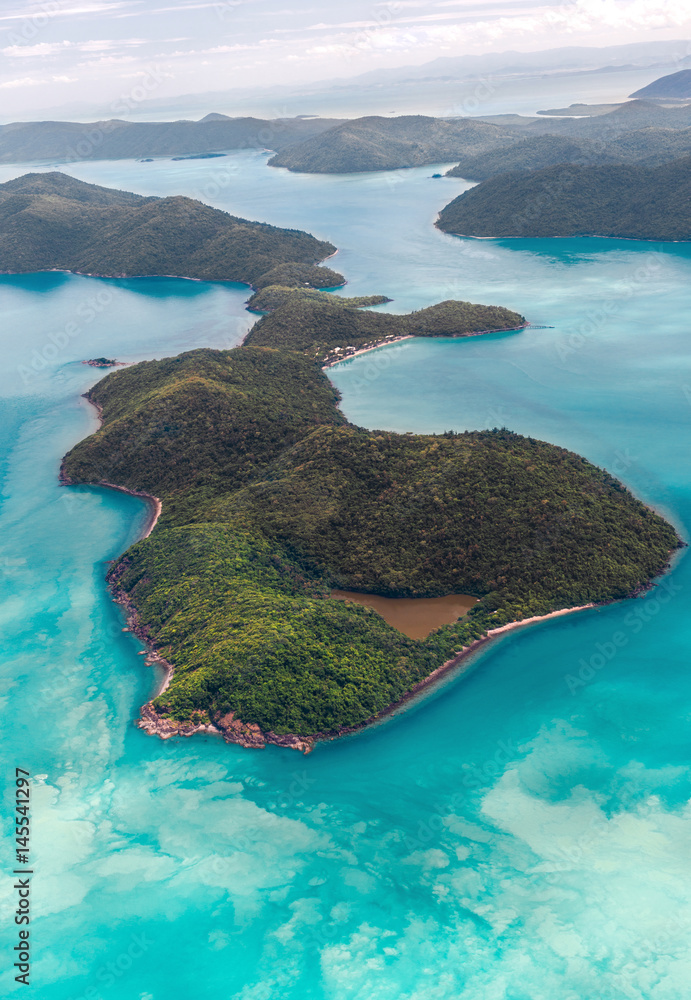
[312,602,598,749]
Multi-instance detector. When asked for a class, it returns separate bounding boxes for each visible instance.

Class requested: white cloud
[0,76,42,89]
[2,38,147,57]
[0,1,138,22]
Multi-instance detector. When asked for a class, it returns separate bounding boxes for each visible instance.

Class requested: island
[0,173,337,286]
[82,358,124,368]
[437,158,691,240]
[61,314,680,753]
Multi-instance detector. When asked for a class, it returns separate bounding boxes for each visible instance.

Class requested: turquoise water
[1,154,691,999]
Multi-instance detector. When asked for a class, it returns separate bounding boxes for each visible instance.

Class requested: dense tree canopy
[0,172,336,284]
[62,344,680,739]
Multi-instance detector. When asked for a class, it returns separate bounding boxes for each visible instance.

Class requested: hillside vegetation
[251,262,345,290]
[246,286,391,313]
[446,128,691,180]
[0,114,343,163]
[62,346,680,742]
[0,172,335,285]
[446,135,621,180]
[268,115,515,173]
[437,157,691,240]
[631,70,691,100]
[245,296,526,363]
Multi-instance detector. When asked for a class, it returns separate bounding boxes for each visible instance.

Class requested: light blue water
[1,154,691,1000]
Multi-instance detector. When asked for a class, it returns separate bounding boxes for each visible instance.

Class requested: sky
[0,0,690,116]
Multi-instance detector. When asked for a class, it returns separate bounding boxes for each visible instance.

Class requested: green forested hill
[445,129,691,180]
[268,115,514,173]
[0,172,336,284]
[437,157,691,239]
[631,70,691,99]
[446,135,620,180]
[63,348,346,500]
[62,346,680,741]
[251,262,345,290]
[0,115,343,164]
[244,296,526,363]
[246,285,391,313]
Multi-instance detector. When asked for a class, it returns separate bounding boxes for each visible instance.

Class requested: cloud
[1,38,147,57]
[0,1,138,22]
[294,0,691,60]
[0,76,42,89]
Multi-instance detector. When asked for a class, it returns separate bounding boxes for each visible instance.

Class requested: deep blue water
[1,153,690,1000]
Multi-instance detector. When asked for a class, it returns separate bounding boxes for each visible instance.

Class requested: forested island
[437,157,691,240]
[0,173,337,285]
[61,308,680,751]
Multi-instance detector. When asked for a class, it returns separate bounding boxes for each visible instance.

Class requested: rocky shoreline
[130,599,596,755]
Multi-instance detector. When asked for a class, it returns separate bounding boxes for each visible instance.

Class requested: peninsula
[244,293,526,364]
[437,157,691,240]
[0,173,337,286]
[0,114,344,164]
[61,316,680,752]
[631,70,691,100]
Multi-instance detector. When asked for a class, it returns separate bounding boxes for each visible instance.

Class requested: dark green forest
[62,344,680,739]
[245,296,526,363]
[0,172,336,285]
[251,262,346,290]
[437,157,691,240]
[247,285,391,313]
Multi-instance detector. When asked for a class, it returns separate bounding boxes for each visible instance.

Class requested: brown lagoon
[330,590,479,640]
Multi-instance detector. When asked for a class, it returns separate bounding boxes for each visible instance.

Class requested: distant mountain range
[3,98,691,188]
[436,158,691,241]
[268,102,691,175]
[336,41,691,88]
[69,40,689,123]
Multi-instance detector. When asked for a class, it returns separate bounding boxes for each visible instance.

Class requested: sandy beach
[322,324,530,369]
[408,603,597,697]
[96,481,162,538]
[323,335,414,367]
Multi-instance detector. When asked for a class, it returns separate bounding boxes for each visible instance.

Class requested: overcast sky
[0,0,690,115]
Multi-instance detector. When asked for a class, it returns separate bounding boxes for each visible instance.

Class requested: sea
[1,146,690,999]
